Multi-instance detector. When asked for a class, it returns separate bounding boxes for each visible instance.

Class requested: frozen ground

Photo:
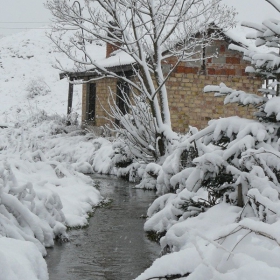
[0,113,108,279]
[0,29,107,280]
[1,3,280,277]
[0,28,105,125]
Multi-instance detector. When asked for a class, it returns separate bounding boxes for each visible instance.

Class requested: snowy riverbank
[0,114,105,279]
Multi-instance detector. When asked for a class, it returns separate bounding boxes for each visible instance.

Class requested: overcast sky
[0,0,51,36]
[224,0,279,22]
[0,0,279,37]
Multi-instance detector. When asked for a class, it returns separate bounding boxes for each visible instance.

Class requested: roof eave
[59,63,135,80]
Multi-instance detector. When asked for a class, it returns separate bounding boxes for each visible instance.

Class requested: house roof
[61,25,257,79]
[60,0,280,79]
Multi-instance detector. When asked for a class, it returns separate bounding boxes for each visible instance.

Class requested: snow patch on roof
[98,49,134,68]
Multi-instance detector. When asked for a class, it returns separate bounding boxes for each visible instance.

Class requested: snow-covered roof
[98,49,134,68]
[62,0,280,75]
[66,26,255,77]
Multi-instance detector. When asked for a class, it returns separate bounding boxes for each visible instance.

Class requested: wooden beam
[67,79,74,125]
[59,64,135,80]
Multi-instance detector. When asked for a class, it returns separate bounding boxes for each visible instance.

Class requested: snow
[264,97,280,120]
[139,203,280,280]
[0,28,106,124]
[135,247,200,280]
[205,83,266,106]
[0,28,108,277]
[98,49,134,68]
[0,237,48,280]
[1,1,280,279]
[224,26,258,50]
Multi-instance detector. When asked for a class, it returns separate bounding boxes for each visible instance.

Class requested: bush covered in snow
[138,101,280,276]
[26,78,51,99]
[0,111,105,280]
[136,2,280,279]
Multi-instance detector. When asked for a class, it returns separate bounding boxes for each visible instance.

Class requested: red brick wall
[83,39,263,132]
[82,77,116,127]
[166,74,261,132]
[166,40,262,132]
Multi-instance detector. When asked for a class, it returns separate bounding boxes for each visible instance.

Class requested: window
[87,83,96,123]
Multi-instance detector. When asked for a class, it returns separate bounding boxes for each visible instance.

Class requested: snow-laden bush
[138,2,280,279]
[140,98,280,278]
[111,141,134,168]
[0,160,67,255]
[0,111,103,279]
[26,78,51,99]
[140,97,280,278]
[107,90,179,163]
[135,163,162,189]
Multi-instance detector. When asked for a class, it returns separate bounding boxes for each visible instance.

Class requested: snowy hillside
[0,29,82,124]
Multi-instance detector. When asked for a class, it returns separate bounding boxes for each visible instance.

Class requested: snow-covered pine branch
[228,1,280,95]
[138,3,280,277]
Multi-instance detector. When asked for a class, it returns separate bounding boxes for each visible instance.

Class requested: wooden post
[67,78,74,126]
[237,184,244,207]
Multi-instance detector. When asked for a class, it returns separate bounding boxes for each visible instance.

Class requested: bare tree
[107,88,161,162]
[46,0,236,158]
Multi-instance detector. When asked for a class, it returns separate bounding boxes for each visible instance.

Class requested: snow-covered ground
[0,29,108,280]
[2,1,280,277]
[0,113,108,279]
[0,29,78,124]
[0,28,106,125]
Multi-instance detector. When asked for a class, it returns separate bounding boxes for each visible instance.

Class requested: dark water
[46,174,160,280]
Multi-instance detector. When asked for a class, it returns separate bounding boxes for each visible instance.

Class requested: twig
[214,226,243,244]
[227,230,252,260]
[240,225,280,246]
[144,273,190,280]
[247,194,277,214]
[236,198,250,222]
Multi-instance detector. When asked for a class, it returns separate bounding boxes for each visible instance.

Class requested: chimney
[106,21,122,58]
[106,42,121,58]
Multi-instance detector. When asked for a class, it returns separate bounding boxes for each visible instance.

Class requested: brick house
[63,31,262,132]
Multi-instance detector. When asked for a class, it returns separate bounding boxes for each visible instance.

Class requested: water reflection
[46,174,160,280]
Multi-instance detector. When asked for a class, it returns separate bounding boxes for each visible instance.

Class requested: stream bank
[46,174,160,280]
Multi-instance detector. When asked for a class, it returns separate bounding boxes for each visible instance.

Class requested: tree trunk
[157,134,165,157]
[149,99,165,157]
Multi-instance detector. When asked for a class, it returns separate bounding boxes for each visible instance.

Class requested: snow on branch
[265,0,280,13]
[204,83,265,106]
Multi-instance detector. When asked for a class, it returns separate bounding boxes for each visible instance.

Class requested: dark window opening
[87,83,96,123]
[116,81,129,125]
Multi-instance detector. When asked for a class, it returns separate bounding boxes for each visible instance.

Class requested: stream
[46,174,160,280]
